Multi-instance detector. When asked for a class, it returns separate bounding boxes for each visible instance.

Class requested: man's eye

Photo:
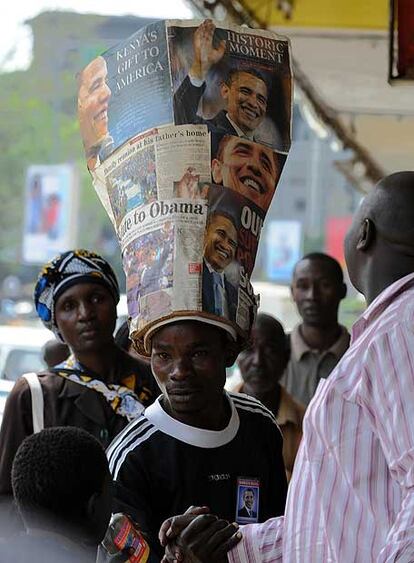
[62,301,75,312]
[193,350,208,358]
[156,352,170,361]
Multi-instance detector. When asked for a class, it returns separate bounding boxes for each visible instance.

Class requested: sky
[0,0,194,71]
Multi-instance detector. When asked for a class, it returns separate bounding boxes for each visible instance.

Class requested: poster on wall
[22,164,79,264]
[265,220,302,283]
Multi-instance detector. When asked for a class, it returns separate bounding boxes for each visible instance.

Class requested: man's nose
[305,284,319,299]
[100,83,111,101]
[247,158,261,176]
[170,358,192,380]
[251,348,262,367]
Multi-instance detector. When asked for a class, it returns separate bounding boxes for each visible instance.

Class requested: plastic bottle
[101,513,150,562]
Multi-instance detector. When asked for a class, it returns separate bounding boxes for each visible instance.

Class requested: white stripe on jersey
[111,425,158,480]
[229,392,277,424]
[107,418,156,477]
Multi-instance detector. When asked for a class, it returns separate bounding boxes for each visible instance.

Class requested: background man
[107,320,287,560]
[203,212,239,321]
[161,171,414,563]
[77,55,112,170]
[235,313,305,481]
[281,252,349,405]
[174,20,268,141]
[212,136,280,211]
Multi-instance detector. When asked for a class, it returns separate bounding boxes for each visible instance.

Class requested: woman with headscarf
[0,249,159,496]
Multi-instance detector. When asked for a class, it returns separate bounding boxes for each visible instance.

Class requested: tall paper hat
[77,19,292,355]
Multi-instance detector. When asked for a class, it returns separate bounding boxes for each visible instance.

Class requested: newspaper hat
[77,19,292,355]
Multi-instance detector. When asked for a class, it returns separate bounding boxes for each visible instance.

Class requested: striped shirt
[229,273,414,562]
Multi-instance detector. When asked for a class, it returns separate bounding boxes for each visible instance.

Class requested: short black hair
[296,252,344,285]
[225,68,268,93]
[255,313,289,366]
[12,427,108,521]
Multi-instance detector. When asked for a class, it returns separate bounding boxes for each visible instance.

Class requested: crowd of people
[1,171,414,562]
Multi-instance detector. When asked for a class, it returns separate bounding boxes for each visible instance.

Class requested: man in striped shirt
[160,171,414,562]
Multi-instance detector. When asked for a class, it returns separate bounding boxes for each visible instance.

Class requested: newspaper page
[77,20,173,171]
[121,199,208,336]
[168,19,292,155]
[93,124,211,232]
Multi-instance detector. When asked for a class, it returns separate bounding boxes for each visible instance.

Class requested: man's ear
[86,492,99,524]
[225,341,239,368]
[340,282,347,300]
[211,159,223,184]
[220,82,230,102]
[357,218,375,251]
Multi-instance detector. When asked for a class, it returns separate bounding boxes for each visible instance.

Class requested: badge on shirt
[235,477,260,524]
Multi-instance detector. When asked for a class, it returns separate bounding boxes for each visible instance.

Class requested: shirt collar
[225,113,254,139]
[290,324,350,361]
[205,260,224,280]
[351,272,414,342]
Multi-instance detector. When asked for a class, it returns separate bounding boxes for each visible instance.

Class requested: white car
[0,325,52,382]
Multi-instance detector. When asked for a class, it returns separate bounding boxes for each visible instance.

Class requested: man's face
[212,137,278,210]
[238,323,287,392]
[291,259,344,328]
[243,490,254,509]
[151,322,227,420]
[78,57,111,150]
[221,71,267,134]
[204,214,238,272]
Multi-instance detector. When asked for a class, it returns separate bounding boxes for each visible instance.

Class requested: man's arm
[173,19,226,126]
[360,322,414,561]
[112,451,163,559]
[227,518,284,563]
[159,511,285,563]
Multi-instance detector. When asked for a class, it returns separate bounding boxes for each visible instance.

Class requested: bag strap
[22,372,44,433]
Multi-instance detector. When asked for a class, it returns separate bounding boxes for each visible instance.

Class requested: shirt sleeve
[112,449,163,560]
[0,377,33,494]
[228,517,285,563]
[358,321,414,562]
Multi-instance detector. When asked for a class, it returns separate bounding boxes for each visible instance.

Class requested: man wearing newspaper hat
[107,318,287,560]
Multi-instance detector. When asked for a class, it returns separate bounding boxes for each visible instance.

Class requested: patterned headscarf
[34,249,120,340]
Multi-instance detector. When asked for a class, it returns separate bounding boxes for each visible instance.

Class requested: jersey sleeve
[112,446,163,559]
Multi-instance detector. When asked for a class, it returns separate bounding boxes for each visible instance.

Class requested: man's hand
[189,19,226,81]
[159,506,242,563]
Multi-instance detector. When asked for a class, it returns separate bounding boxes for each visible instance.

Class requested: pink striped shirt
[229,273,414,562]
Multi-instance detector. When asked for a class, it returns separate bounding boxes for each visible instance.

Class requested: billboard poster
[265,220,302,283]
[22,164,78,264]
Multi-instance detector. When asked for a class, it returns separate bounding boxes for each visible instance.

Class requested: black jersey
[107,392,287,558]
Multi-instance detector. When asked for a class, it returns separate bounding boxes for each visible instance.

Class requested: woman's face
[54,282,117,355]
